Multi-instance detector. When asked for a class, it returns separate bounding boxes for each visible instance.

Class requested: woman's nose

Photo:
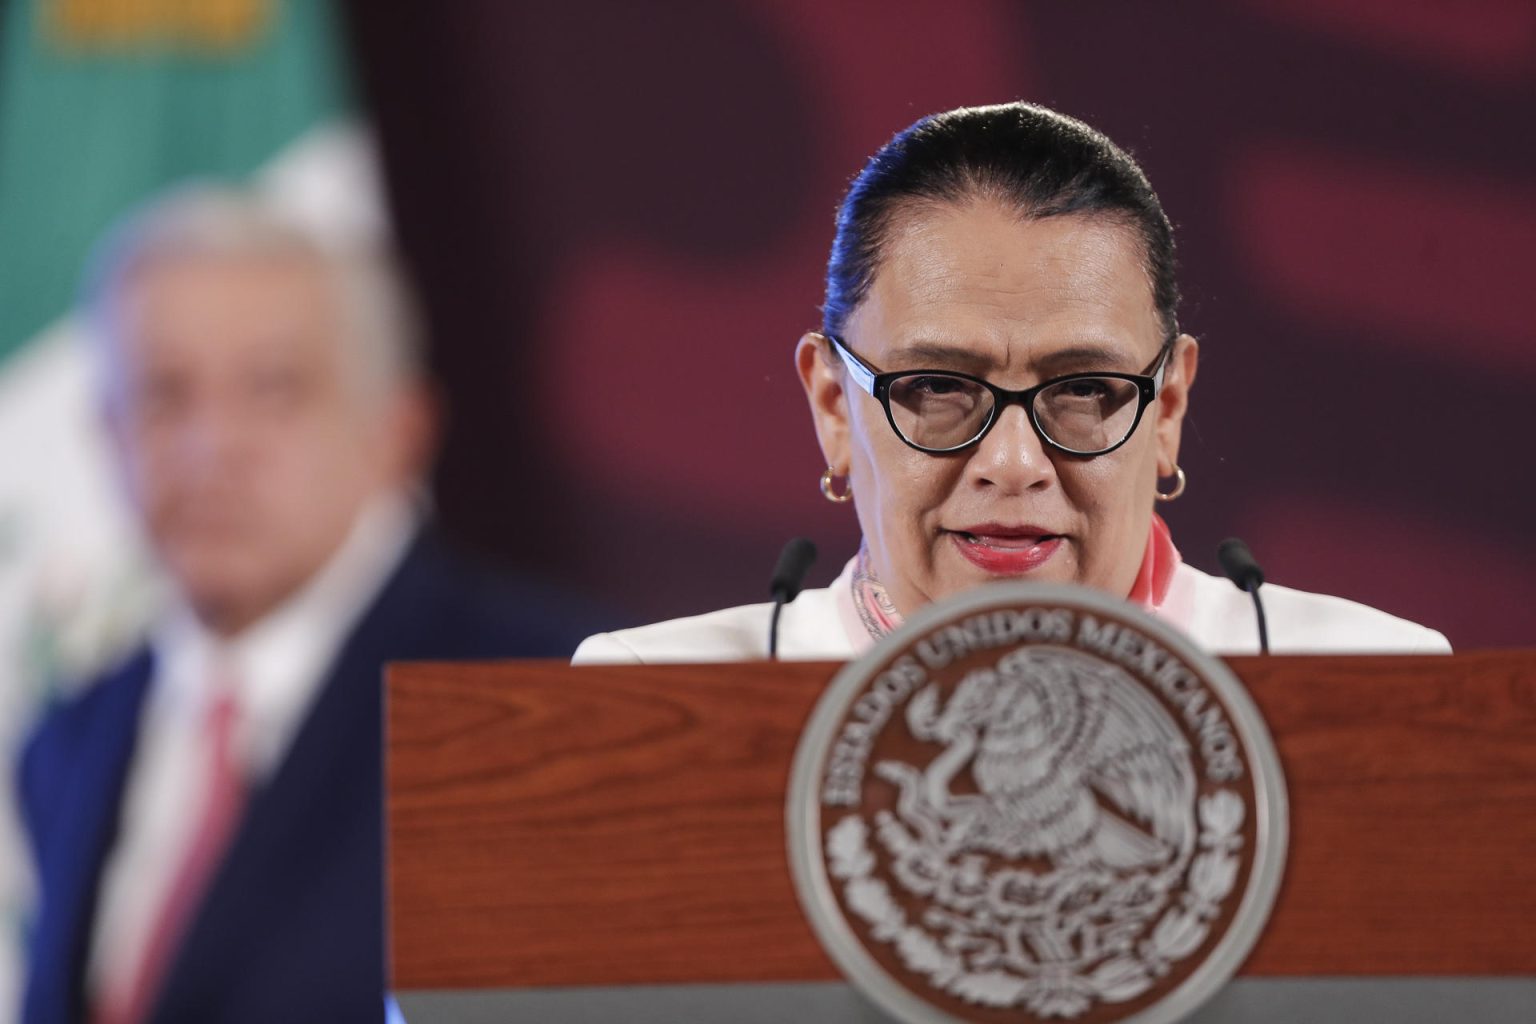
[965,403,1057,492]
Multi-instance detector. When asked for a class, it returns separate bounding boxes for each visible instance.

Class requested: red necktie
[95,681,247,1024]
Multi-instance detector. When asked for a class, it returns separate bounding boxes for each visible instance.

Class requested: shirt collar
[151,490,420,777]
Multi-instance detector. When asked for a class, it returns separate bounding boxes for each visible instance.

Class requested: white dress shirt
[86,493,417,1000]
[571,557,1451,664]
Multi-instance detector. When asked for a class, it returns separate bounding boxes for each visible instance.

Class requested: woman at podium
[574,102,1447,664]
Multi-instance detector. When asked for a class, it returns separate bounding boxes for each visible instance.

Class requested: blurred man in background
[16,187,595,1023]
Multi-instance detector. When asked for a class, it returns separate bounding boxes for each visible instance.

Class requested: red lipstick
[950,525,1062,575]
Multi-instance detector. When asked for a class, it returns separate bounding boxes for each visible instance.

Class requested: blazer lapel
[20,650,155,1024]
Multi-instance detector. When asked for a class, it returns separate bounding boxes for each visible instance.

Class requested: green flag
[0,0,347,361]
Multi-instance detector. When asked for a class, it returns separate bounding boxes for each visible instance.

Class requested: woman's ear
[1155,334,1198,477]
[796,332,851,471]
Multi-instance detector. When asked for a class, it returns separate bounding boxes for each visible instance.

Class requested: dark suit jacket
[18,533,600,1024]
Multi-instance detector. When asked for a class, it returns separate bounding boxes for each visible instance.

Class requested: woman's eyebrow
[886,341,1138,374]
[884,342,990,370]
[1035,344,1135,374]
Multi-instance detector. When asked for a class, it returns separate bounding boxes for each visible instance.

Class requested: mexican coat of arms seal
[787,583,1287,1024]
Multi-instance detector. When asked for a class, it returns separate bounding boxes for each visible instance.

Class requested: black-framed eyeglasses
[821,332,1174,457]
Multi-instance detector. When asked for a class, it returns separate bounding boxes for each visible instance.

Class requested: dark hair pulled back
[823,102,1179,341]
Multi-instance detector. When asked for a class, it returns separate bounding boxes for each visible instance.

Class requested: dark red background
[339,0,1536,649]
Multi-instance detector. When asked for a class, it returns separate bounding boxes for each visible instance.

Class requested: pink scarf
[843,514,1183,645]
[1127,512,1180,609]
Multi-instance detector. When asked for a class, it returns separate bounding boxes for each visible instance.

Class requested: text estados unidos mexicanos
[821,608,1244,806]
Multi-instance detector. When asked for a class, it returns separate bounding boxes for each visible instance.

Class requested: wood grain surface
[387,652,1536,989]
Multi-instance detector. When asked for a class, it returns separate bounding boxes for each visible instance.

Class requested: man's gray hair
[84,182,424,399]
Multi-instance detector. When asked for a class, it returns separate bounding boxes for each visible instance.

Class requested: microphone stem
[769,597,786,659]
[1249,587,1270,655]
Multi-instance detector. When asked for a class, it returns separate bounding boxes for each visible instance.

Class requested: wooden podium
[387,652,1536,1014]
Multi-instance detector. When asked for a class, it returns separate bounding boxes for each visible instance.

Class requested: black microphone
[768,538,818,659]
[1217,538,1270,655]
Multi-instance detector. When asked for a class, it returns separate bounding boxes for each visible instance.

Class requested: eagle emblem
[790,586,1285,1024]
[880,648,1195,875]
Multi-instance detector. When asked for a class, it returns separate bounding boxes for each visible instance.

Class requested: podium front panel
[388,652,1536,991]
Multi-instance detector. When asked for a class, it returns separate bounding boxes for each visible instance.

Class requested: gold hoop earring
[1155,465,1187,503]
[820,466,852,504]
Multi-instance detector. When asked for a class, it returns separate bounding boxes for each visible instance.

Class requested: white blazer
[572,559,1450,665]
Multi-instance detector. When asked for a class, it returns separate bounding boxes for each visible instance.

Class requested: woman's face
[797,200,1198,617]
